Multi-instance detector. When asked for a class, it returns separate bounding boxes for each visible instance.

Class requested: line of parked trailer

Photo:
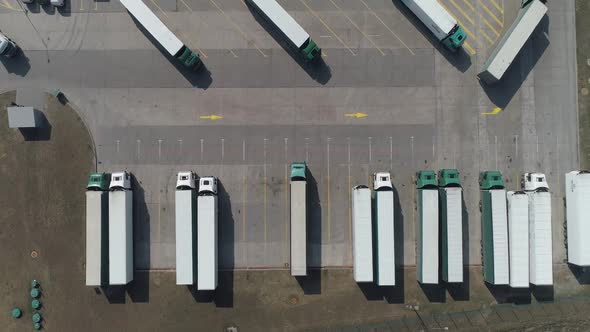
[86,168,590,291]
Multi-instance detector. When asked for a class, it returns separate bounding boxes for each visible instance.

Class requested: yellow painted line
[489,0,504,13]
[482,107,502,115]
[479,0,503,26]
[438,2,482,47]
[359,0,415,55]
[481,16,500,37]
[79,0,84,11]
[462,0,477,13]
[178,31,208,58]
[481,29,495,45]
[210,0,268,57]
[298,0,356,56]
[463,41,476,55]
[328,0,385,56]
[449,0,474,25]
[2,0,13,9]
[149,0,169,18]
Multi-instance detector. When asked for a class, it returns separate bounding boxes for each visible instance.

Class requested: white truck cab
[373,172,393,191]
[176,171,196,190]
[522,172,548,192]
[0,31,19,58]
[50,0,65,7]
[110,171,131,190]
[198,176,218,195]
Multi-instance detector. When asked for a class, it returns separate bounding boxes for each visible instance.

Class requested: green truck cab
[438,169,461,187]
[87,173,111,191]
[290,162,307,180]
[301,39,321,62]
[441,25,467,52]
[416,170,437,189]
[479,171,504,190]
[177,47,202,70]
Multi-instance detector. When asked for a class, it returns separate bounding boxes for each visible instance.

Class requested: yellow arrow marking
[345,112,368,118]
[482,107,502,115]
[200,115,223,120]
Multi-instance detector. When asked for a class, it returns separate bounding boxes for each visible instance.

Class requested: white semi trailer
[197,177,219,290]
[565,171,590,266]
[478,0,548,84]
[373,173,395,286]
[290,162,307,276]
[247,0,321,61]
[175,172,197,285]
[0,31,19,57]
[438,169,463,283]
[85,173,111,286]
[480,171,509,285]
[523,173,553,285]
[352,185,373,283]
[416,171,438,284]
[119,0,202,70]
[400,0,466,52]
[108,171,133,285]
[506,191,529,288]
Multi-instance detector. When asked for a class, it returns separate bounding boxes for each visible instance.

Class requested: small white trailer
[507,191,529,288]
[438,169,463,283]
[108,172,133,285]
[290,162,307,276]
[175,172,197,285]
[522,173,553,285]
[478,0,548,84]
[352,185,373,283]
[373,173,395,286]
[416,171,438,284]
[565,171,590,266]
[197,177,218,290]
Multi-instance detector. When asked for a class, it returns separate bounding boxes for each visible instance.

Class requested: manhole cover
[289,295,298,305]
[582,88,589,96]
[30,251,38,258]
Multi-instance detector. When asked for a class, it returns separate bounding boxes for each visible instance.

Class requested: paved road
[0,0,579,270]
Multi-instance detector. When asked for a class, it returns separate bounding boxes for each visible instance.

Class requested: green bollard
[31,299,41,310]
[11,308,22,319]
[31,288,41,299]
[33,322,42,330]
[32,312,42,323]
[31,280,40,288]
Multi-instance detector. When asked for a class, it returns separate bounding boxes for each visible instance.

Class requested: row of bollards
[12,279,44,330]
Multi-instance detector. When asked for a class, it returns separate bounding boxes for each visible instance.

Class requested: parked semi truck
[438,169,463,283]
[506,191,529,288]
[85,173,111,286]
[197,176,218,290]
[565,171,590,266]
[400,0,466,52]
[290,162,307,276]
[175,172,197,285]
[416,171,438,284]
[247,0,321,61]
[119,0,202,70]
[0,31,19,58]
[523,172,553,285]
[478,0,547,84]
[108,171,133,285]
[373,172,395,286]
[352,185,373,283]
[479,171,509,285]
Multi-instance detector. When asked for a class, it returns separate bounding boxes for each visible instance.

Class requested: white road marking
[242,139,246,161]
[136,139,141,159]
[116,140,120,154]
[389,136,393,170]
[200,139,204,161]
[368,137,372,162]
[221,138,225,162]
[305,138,309,163]
[158,139,162,160]
[178,139,183,154]
[410,136,415,168]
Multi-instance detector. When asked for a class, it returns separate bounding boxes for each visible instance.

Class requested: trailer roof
[119,0,184,55]
[249,0,309,48]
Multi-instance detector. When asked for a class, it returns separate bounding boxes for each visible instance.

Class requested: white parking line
[389,136,393,170]
[410,136,415,168]
[368,137,372,162]
[158,139,162,160]
[116,140,120,154]
[242,140,246,162]
[200,139,204,161]
[305,138,309,163]
[136,139,141,159]
[221,138,225,162]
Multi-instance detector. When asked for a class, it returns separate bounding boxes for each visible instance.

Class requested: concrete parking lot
[0,0,582,296]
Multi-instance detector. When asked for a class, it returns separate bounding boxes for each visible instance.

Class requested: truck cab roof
[479,171,504,190]
[373,172,392,191]
[290,162,306,180]
[522,172,548,192]
[438,169,461,187]
[176,171,196,190]
[416,170,437,189]
[87,172,111,191]
[109,171,131,190]
[198,176,218,195]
